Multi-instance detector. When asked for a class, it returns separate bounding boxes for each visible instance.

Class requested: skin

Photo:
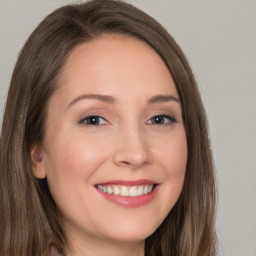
[32,35,188,256]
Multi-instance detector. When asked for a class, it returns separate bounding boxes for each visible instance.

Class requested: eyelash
[146,114,177,125]
[78,114,177,126]
[79,115,107,126]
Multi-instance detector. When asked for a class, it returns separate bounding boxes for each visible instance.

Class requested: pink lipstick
[95,180,159,208]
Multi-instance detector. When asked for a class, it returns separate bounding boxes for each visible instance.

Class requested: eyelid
[78,115,108,125]
[146,114,177,125]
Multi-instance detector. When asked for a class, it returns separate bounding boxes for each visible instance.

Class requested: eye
[79,115,107,125]
[147,115,177,125]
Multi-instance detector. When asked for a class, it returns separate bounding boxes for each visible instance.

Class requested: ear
[30,145,47,179]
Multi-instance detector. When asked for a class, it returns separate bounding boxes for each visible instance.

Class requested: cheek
[166,134,187,185]
[156,129,187,175]
[156,130,187,208]
[167,139,187,174]
[44,134,111,199]
[42,134,114,229]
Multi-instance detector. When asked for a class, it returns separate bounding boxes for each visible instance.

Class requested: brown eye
[79,116,107,125]
[148,115,177,125]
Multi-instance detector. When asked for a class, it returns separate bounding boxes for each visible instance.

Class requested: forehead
[55,34,178,101]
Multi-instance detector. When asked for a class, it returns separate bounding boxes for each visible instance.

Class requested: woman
[0,0,216,255]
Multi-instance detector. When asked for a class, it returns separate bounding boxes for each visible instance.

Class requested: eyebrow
[66,93,180,110]
[66,94,116,110]
[148,95,180,104]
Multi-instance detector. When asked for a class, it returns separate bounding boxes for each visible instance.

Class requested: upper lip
[96,179,158,186]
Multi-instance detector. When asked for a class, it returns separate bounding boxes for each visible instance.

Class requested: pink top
[49,247,62,256]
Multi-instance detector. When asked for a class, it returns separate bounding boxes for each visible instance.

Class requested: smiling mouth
[96,184,155,197]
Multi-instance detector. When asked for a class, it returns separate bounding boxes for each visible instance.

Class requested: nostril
[113,144,152,168]
[120,161,130,165]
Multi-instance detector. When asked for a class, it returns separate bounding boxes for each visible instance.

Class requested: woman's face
[33,35,187,245]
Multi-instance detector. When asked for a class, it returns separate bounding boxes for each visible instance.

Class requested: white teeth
[107,186,113,194]
[129,186,137,197]
[143,185,149,195]
[97,184,154,197]
[138,185,144,196]
[120,186,129,196]
[148,184,153,193]
[113,186,120,195]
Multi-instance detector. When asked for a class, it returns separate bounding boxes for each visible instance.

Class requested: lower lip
[96,186,159,208]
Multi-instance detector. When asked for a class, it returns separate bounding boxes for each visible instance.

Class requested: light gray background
[0,1,255,255]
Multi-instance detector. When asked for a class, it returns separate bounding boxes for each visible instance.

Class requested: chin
[97,216,161,242]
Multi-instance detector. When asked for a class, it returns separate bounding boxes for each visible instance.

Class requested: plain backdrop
[0,1,255,255]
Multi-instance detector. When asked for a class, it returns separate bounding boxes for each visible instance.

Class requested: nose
[113,126,152,169]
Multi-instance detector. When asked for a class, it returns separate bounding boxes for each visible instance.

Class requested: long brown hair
[0,1,216,255]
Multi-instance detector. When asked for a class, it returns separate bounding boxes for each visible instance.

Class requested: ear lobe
[30,145,47,179]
